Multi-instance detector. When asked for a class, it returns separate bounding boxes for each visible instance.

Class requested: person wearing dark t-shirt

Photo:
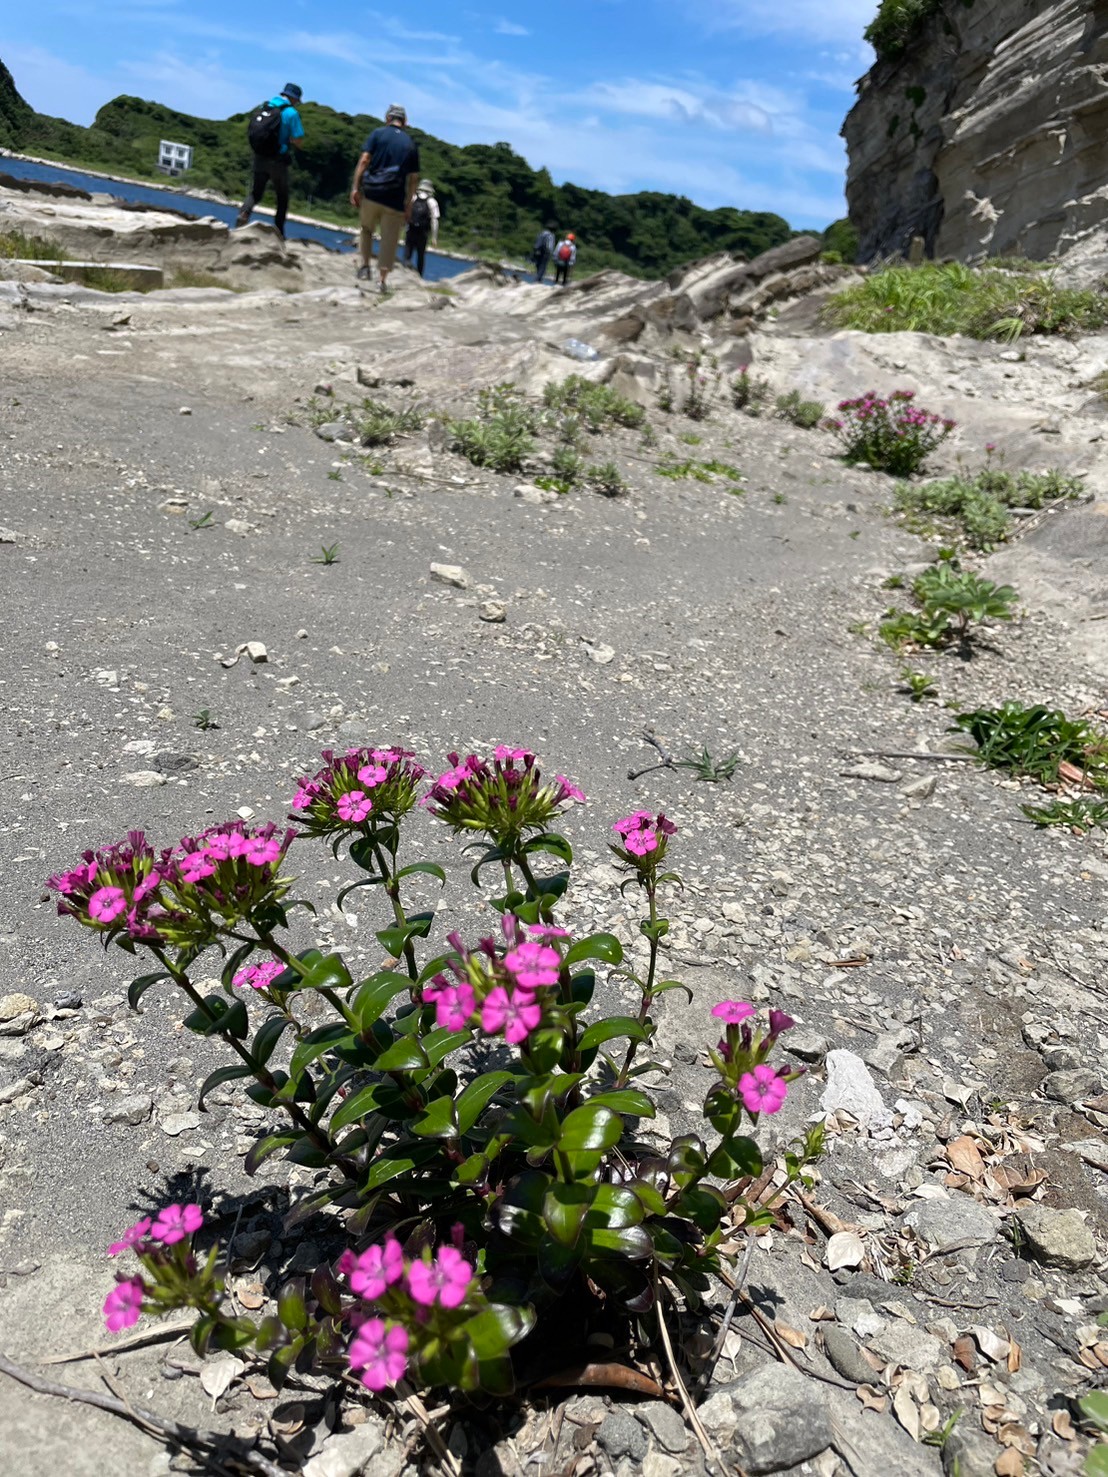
[350,103,421,292]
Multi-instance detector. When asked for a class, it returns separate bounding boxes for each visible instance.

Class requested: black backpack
[409,196,432,232]
[247,100,289,157]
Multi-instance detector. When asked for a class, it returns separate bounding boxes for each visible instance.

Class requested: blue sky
[4,1,877,226]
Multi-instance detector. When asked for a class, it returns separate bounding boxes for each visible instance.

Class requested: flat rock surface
[2,205,1108,1475]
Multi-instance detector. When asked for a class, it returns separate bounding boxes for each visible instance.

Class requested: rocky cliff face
[844,0,1108,261]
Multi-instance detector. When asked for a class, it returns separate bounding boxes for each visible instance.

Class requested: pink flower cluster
[103,1204,204,1332]
[422,916,568,1045]
[47,830,174,945]
[423,747,585,840]
[341,1236,475,1391]
[233,958,285,991]
[830,390,955,474]
[611,810,677,863]
[290,747,427,837]
[711,1000,795,1116]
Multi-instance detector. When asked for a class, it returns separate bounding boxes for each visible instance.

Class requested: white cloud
[704,0,874,46]
[588,80,774,134]
[493,18,530,35]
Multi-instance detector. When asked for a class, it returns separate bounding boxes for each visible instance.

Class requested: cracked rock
[1014,1203,1097,1270]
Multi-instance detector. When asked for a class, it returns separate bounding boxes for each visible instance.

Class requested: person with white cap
[350,103,421,292]
[403,179,439,277]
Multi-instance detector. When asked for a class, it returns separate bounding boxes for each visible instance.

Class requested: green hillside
[0,58,798,277]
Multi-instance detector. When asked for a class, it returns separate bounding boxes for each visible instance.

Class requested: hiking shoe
[356,265,371,281]
[379,280,389,295]
[234,212,249,229]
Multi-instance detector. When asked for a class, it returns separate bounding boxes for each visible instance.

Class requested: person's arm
[350,151,370,207]
[289,112,305,150]
[403,171,419,222]
[430,199,439,246]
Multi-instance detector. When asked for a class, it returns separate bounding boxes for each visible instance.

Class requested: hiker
[553,232,577,286]
[403,180,437,277]
[532,222,556,283]
[350,103,421,293]
[235,84,304,240]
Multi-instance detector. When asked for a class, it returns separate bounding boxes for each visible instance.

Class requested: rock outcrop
[843,0,1108,262]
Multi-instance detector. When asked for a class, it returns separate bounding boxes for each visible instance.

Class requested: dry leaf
[995,1451,1024,1477]
[199,1355,244,1408]
[237,1282,265,1311]
[920,1404,942,1433]
[246,1376,277,1401]
[937,1366,962,1391]
[808,1305,835,1322]
[972,1326,1011,1363]
[857,1384,888,1414]
[1095,1344,1108,1369]
[947,1136,986,1179]
[1052,1410,1076,1440]
[953,1335,977,1372]
[826,1230,866,1272]
[1007,1336,1022,1374]
[1079,1347,1102,1371]
[774,1320,808,1349]
[998,1425,1036,1457]
[892,1383,920,1441]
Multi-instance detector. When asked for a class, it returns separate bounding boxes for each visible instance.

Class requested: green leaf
[650,978,694,1003]
[198,1064,252,1111]
[494,1170,549,1245]
[558,1103,622,1153]
[625,1178,667,1217]
[289,1023,355,1080]
[543,1182,594,1246]
[299,951,353,992]
[184,995,249,1040]
[363,1140,441,1191]
[395,861,447,886]
[410,1094,459,1139]
[245,1132,299,1175]
[1080,1392,1108,1435]
[538,1235,582,1290]
[1086,1447,1108,1476]
[465,1303,535,1361]
[585,1088,655,1118]
[328,1080,415,1133]
[278,1280,308,1332]
[705,1086,742,1137]
[571,970,596,1007]
[348,837,381,874]
[639,918,669,942]
[706,1136,763,1181]
[456,1071,517,1134]
[579,1017,650,1053]
[586,1224,653,1260]
[372,1035,428,1071]
[351,970,413,1033]
[376,913,434,957]
[127,971,170,1010]
[564,932,624,967]
[522,832,573,865]
[252,1014,293,1066]
[673,1184,728,1233]
[588,1184,645,1228]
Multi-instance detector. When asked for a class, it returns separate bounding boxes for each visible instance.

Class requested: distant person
[553,232,577,286]
[403,180,437,277]
[235,84,304,240]
[351,103,420,293]
[418,179,440,246]
[532,223,556,283]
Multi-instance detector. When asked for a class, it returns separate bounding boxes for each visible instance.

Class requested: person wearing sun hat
[235,83,305,240]
[350,102,421,292]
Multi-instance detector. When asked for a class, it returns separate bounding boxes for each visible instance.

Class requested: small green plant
[864,0,943,60]
[328,469,343,482]
[0,228,68,262]
[1080,1392,1108,1474]
[829,390,954,476]
[542,375,644,431]
[676,747,741,783]
[682,354,717,421]
[882,573,905,589]
[656,458,743,487]
[879,609,949,651]
[1021,797,1108,832]
[655,385,674,414]
[533,475,571,495]
[899,669,938,701]
[313,543,342,565]
[731,366,773,415]
[952,703,1108,788]
[352,401,424,448]
[922,1412,962,1450]
[773,492,787,505]
[913,565,1017,641]
[585,461,626,497]
[551,445,583,485]
[450,385,537,473]
[774,389,825,430]
[824,262,1108,340]
[679,432,702,445]
[894,463,1083,549]
[188,509,215,530]
[192,709,219,731]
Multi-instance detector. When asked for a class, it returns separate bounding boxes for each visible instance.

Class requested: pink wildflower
[89,886,127,923]
[349,1238,405,1301]
[482,987,541,1045]
[430,982,476,1032]
[554,776,586,803]
[738,1064,788,1116]
[151,1203,203,1246]
[712,1001,756,1026]
[356,762,388,788]
[504,940,561,992]
[108,1217,152,1257]
[348,1318,409,1392]
[104,1276,145,1332]
[233,958,285,990]
[336,789,372,824]
[407,1246,473,1310]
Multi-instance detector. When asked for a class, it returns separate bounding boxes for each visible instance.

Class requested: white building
[157,140,193,176]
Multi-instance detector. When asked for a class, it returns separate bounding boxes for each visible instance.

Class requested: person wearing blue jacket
[235,84,305,239]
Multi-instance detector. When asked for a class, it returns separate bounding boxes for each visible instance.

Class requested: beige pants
[359,199,405,273]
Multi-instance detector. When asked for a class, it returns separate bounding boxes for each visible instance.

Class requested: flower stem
[370,838,419,982]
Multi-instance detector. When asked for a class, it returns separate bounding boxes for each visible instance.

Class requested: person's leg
[236,156,268,227]
[535,252,547,282]
[271,159,290,238]
[376,207,404,289]
[359,200,383,273]
[415,234,427,277]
